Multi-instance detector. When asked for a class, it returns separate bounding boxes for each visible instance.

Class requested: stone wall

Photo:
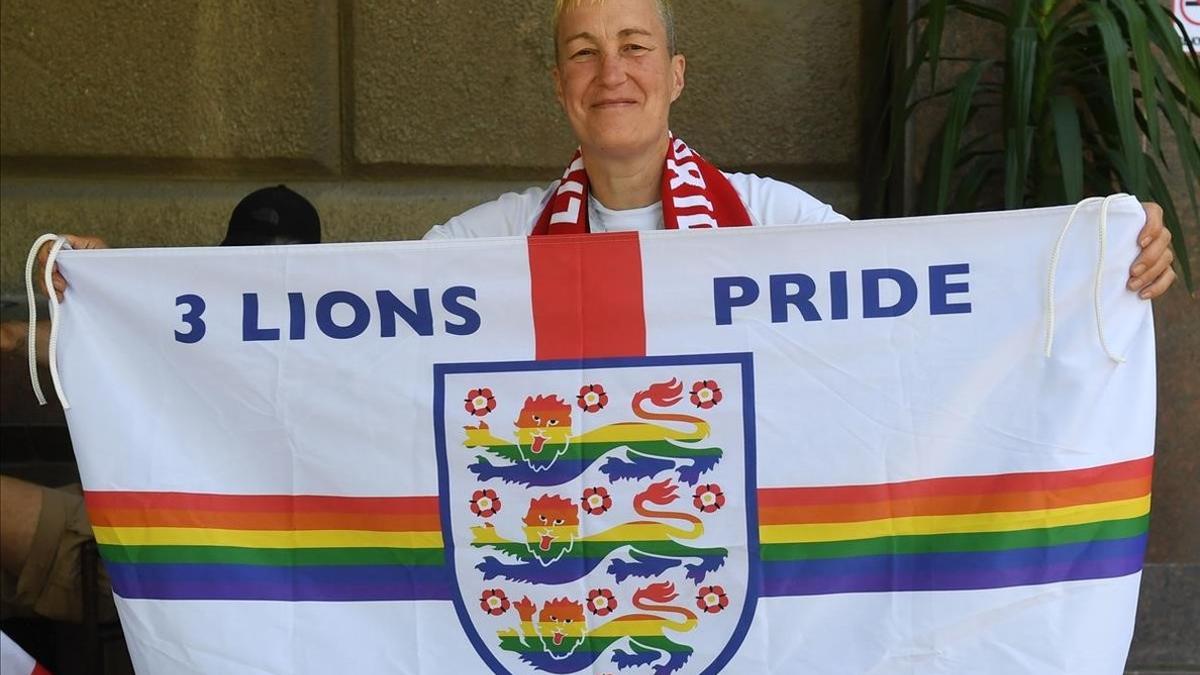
[0,0,863,289]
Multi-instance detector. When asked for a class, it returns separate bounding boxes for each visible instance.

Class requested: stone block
[671,0,862,169]
[0,0,339,168]
[351,0,571,169]
[350,0,861,171]
[1127,563,1200,670]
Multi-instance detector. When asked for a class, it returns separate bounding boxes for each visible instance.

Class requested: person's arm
[423,185,555,240]
[726,172,848,227]
[0,320,50,365]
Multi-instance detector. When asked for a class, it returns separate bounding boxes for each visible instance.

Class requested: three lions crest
[438,358,756,674]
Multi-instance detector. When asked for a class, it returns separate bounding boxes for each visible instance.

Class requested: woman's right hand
[36,235,108,301]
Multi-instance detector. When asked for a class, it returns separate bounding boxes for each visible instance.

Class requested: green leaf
[1088,1,1146,197]
[925,0,947,88]
[1160,76,1200,119]
[953,157,999,212]
[1004,27,1038,207]
[1009,0,1033,31]
[917,133,947,216]
[935,60,992,213]
[1111,0,1160,151]
[1156,70,1200,235]
[1143,2,1200,117]
[1046,3,1092,51]
[947,0,1007,25]
[1050,95,1084,203]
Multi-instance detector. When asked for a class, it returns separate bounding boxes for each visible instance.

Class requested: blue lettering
[829,271,849,320]
[316,291,370,339]
[288,292,306,340]
[443,286,481,336]
[862,268,917,319]
[929,263,972,315]
[175,294,207,344]
[377,289,434,337]
[714,276,759,326]
[769,273,821,322]
[242,293,280,341]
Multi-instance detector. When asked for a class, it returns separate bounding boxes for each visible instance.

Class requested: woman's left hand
[1129,202,1177,299]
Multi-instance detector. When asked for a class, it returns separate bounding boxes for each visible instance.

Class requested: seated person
[0,475,110,623]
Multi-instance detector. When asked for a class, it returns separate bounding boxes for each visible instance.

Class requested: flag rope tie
[24,233,71,409]
[1044,194,1126,363]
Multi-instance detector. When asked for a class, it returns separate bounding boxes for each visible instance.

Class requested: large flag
[48,196,1154,674]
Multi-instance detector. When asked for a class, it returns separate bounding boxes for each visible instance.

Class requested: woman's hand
[1129,203,1177,300]
[35,234,108,301]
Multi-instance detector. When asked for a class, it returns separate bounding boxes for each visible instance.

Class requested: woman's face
[553,0,685,162]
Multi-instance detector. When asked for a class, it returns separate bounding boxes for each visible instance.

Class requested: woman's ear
[552,66,566,108]
[671,53,686,102]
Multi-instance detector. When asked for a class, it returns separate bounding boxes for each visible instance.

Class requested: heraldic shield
[434,354,759,675]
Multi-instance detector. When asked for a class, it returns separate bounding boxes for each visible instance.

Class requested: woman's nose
[599,52,627,86]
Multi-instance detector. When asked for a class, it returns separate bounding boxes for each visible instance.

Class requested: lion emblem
[497,582,698,675]
[465,379,723,487]
[471,480,727,584]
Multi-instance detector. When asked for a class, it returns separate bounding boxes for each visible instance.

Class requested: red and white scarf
[532,135,752,235]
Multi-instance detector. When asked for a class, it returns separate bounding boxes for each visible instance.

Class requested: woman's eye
[553,518,564,525]
[539,515,547,523]
[532,415,540,422]
[549,419,558,426]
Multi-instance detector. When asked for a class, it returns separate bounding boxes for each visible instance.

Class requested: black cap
[221,185,321,246]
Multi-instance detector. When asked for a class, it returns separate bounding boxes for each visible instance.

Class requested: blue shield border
[432,352,760,675]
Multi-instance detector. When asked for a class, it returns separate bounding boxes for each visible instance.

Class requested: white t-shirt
[422,172,847,240]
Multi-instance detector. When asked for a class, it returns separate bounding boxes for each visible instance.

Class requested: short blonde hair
[552,0,676,56]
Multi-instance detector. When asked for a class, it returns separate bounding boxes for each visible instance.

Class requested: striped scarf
[532,135,752,235]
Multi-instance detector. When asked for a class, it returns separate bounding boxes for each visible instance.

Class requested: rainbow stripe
[758,456,1152,596]
[86,492,451,601]
[86,457,1151,602]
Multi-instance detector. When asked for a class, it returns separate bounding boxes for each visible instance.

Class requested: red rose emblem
[577,384,609,413]
[465,387,496,417]
[480,588,510,616]
[693,484,725,513]
[587,588,618,616]
[696,585,729,614]
[581,486,612,516]
[470,488,501,518]
[689,380,722,409]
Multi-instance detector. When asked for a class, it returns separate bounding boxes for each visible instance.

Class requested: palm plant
[879,0,1200,288]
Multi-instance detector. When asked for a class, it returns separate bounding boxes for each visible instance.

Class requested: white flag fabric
[49,196,1154,674]
[1,632,47,675]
